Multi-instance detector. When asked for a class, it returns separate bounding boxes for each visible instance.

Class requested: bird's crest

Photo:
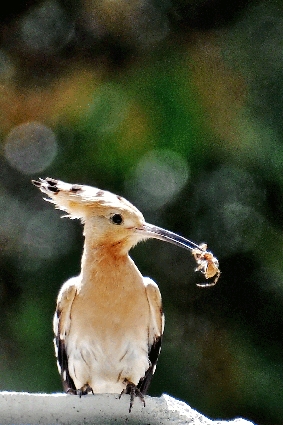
[32,178,142,221]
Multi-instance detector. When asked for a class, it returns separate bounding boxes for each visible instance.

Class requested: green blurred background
[1,1,283,424]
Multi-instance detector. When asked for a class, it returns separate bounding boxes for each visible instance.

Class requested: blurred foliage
[0,1,283,424]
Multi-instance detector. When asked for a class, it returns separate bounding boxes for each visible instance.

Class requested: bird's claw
[119,380,145,413]
[67,384,94,397]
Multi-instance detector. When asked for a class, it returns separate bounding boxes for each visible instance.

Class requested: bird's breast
[65,255,152,391]
[71,253,150,337]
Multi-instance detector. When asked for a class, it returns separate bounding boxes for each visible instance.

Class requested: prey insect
[192,243,220,287]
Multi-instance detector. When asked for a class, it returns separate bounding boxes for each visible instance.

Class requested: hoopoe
[32,178,219,412]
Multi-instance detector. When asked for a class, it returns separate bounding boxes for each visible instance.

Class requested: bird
[32,177,219,412]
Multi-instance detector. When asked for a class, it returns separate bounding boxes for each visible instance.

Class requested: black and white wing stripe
[138,277,164,394]
[53,277,78,392]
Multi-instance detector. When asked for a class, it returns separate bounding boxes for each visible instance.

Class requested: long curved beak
[136,223,204,252]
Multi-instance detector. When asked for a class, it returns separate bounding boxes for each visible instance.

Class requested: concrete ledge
[0,392,255,425]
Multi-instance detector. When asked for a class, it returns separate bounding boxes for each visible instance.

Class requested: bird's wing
[138,277,164,395]
[53,276,78,392]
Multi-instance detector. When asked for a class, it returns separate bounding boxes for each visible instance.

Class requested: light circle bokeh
[4,121,58,174]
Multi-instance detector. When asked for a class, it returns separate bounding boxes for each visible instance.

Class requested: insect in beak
[137,224,220,287]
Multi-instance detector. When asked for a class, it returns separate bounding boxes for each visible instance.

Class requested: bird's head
[32,178,148,251]
[32,178,208,256]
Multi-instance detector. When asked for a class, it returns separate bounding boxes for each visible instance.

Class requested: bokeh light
[81,0,169,48]
[188,165,266,254]
[0,188,28,254]
[126,149,190,210]
[4,122,57,174]
[22,210,76,261]
[19,0,75,55]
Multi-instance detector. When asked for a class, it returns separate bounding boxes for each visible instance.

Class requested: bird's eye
[111,214,123,225]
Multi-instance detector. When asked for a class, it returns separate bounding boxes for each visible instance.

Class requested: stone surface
[0,392,255,425]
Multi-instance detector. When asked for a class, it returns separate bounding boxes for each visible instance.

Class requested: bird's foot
[119,379,145,413]
[67,384,94,397]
